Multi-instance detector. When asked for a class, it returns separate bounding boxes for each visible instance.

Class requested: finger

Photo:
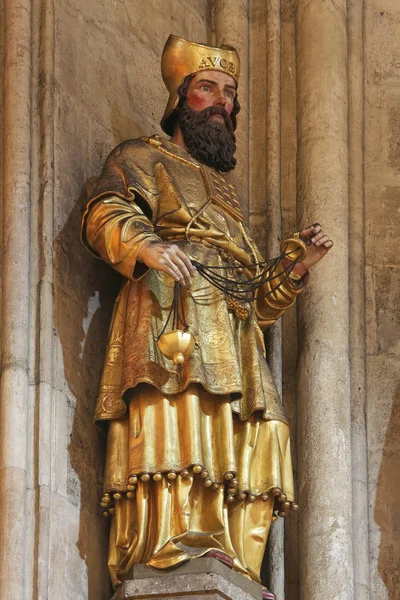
[172,246,197,277]
[315,234,329,247]
[300,225,314,236]
[311,223,322,235]
[164,265,182,282]
[323,239,334,248]
[168,251,192,286]
[299,226,314,243]
[311,231,325,244]
[163,254,184,281]
[300,224,321,240]
[160,256,183,283]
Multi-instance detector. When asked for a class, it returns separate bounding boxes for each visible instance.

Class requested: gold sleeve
[255,261,306,330]
[82,195,161,280]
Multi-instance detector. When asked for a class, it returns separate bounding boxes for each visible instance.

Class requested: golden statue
[81,34,333,599]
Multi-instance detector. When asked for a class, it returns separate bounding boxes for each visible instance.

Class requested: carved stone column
[295,1,354,598]
[215,0,250,219]
[261,2,285,598]
[348,1,370,598]
[0,1,32,598]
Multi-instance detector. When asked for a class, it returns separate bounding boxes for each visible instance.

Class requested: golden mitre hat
[160,34,240,136]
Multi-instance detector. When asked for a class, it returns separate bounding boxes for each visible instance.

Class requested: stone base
[111,557,264,599]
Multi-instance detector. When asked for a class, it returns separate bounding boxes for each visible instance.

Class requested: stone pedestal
[111,558,263,600]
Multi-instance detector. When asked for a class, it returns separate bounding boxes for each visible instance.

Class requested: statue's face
[186,70,237,124]
[177,69,237,172]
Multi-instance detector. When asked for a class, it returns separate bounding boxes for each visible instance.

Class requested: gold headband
[160,35,240,136]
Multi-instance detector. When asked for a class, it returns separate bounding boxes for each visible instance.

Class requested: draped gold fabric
[81,136,303,587]
[106,384,293,587]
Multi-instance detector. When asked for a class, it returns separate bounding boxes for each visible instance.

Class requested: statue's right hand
[137,240,196,286]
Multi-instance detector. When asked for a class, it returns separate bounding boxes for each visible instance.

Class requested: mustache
[188,105,234,133]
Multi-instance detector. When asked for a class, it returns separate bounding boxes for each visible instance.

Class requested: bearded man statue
[81,35,333,599]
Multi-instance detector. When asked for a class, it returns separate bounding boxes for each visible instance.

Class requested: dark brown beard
[178,102,237,172]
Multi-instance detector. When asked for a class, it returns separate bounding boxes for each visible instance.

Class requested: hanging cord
[157,282,190,341]
[191,242,301,303]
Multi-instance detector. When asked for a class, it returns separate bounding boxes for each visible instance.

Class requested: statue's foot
[262,587,277,600]
[203,550,234,568]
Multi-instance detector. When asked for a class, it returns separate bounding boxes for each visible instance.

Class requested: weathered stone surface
[112,558,263,600]
[348,1,370,598]
[295,2,355,600]
[364,2,400,599]
[0,0,32,596]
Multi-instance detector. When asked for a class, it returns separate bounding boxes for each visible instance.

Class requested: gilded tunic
[82,135,302,425]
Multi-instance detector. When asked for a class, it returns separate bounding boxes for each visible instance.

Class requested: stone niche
[0,0,399,599]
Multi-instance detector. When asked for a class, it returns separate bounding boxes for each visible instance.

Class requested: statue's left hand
[293,223,333,276]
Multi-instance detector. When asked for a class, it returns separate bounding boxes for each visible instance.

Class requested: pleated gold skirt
[102,383,295,587]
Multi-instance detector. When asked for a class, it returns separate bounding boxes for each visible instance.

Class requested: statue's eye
[201,84,211,92]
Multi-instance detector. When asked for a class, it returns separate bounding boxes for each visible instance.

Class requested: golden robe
[81,135,303,587]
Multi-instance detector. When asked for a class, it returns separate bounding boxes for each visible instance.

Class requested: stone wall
[364,1,400,598]
[0,1,399,599]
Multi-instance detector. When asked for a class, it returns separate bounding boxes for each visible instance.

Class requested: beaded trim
[100,465,298,520]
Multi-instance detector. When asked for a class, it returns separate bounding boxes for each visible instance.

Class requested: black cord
[157,282,190,341]
[158,245,302,341]
[191,247,299,302]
